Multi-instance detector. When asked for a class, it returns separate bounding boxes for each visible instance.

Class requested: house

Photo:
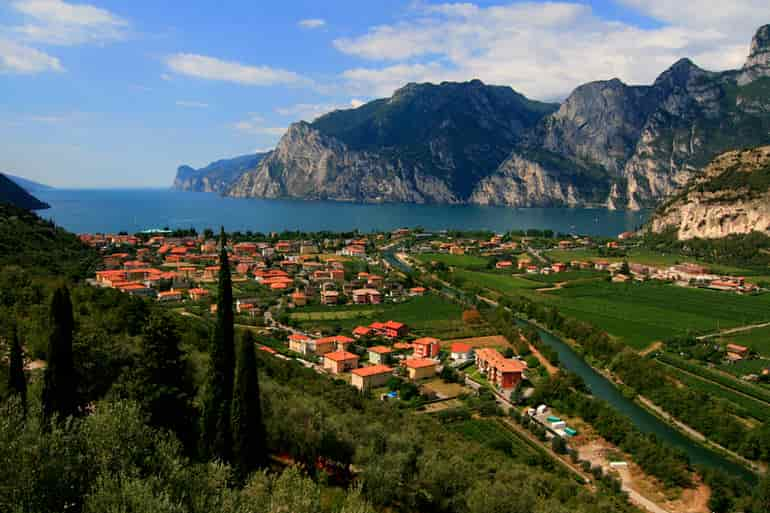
[323,351,360,374]
[321,290,339,305]
[449,245,465,255]
[288,334,312,354]
[726,343,750,360]
[188,288,210,301]
[381,320,408,339]
[351,365,393,392]
[309,337,337,356]
[352,326,373,338]
[157,290,183,302]
[404,358,438,380]
[291,292,308,307]
[368,346,393,365]
[552,262,567,273]
[475,348,527,389]
[612,274,631,283]
[450,342,474,362]
[496,261,513,270]
[353,288,382,305]
[333,335,355,352]
[413,337,440,358]
[409,287,426,296]
[517,258,532,270]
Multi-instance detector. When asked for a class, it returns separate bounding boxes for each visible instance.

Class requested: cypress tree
[131,310,194,448]
[41,285,77,423]
[231,330,267,480]
[7,323,27,413]
[201,227,235,461]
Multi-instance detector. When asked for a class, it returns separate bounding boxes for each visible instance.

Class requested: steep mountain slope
[173,152,270,193]
[6,174,53,193]
[227,80,558,203]
[206,25,770,209]
[646,146,770,240]
[477,25,770,209]
[0,173,49,210]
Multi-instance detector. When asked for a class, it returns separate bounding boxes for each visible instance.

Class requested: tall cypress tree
[7,323,27,413]
[231,330,267,480]
[200,228,235,461]
[41,285,77,423]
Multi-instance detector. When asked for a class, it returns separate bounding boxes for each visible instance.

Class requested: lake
[35,189,648,235]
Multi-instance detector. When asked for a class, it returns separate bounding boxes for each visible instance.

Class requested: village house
[351,365,393,392]
[404,358,438,380]
[352,326,373,338]
[157,290,183,302]
[726,343,750,361]
[409,287,426,296]
[352,288,382,305]
[368,346,393,365]
[413,337,440,359]
[450,342,474,362]
[188,288,210,301]
[323,351,360,374]
[495,260,514,270]
[475,348,527,390]
[291,291,308,306]
[321,289,340,305]
[288,334,312,354]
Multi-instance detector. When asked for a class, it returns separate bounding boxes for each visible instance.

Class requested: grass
[290,294,485,339]
[543,281,770,349]
[719,359,770,378]
[447,418,538,459]
[661,362,770,422]
[415,252,491,269]
[524,270,606,284]
[454,269,543,296]
[719,325,770,357]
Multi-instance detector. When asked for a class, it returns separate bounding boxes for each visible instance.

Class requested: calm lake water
[35,189,648,235]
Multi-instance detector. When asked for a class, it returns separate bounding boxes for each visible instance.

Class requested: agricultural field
[289,294,487,339]
[447,419,540,461]
[543,281,770,349]
[415,252,491,269]
[659,361,770,422]
[719,325,770,357]
[718,358,770,378]
[453,269,543,296]
[441,335,512,350]
[524,270,606,284]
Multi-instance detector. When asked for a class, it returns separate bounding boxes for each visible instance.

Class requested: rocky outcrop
[647,146,770,240]
[173,152,269,193]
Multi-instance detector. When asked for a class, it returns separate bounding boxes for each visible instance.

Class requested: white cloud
[275,100,367,121]
[333,1,770,100]
[299,18,326,29]
[0,37,63,73]
[176,100,210,108]
[166,53,310,87]
[11,0,128,46]
[233,115,286,136]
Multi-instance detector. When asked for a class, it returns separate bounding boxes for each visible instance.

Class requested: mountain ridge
[0,173,50,210]
[177,25,770,211]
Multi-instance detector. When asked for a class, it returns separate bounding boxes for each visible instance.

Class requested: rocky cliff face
[219,26,770,210]
[647,146,770,240]
[173,152,269,193]
[227,80,558,203]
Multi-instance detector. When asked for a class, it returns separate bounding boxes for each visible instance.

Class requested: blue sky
[0,0,767,188]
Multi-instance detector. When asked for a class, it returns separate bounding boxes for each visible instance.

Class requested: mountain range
[0,173,50,210]
[173,25,770,212]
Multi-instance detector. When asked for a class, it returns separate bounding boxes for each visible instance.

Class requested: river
[529,323,756,482]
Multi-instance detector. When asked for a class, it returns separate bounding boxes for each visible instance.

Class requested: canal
[527,322,757,482]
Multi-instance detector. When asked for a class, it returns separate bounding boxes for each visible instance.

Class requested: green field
[718,358,770,377]
[659,361,770,422]
[415,252,491,269]
[543,282,770,349]
[524,270,606,284]
[719,325,770,356]
[289,294,486,339]
[447,419,539,459]
[454,269,543,296]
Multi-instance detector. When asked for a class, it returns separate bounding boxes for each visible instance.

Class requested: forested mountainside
[647,145,770,240]
[0,173,49,210]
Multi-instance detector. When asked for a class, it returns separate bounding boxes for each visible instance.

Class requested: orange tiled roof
[352,364,393,377]
[404,358,437,369]
[324,351,359,362]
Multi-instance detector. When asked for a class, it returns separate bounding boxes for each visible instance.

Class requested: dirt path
[697,321,770,340]
[525,340,559,375]
[535,281,568,292]
[640,341,663,356]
